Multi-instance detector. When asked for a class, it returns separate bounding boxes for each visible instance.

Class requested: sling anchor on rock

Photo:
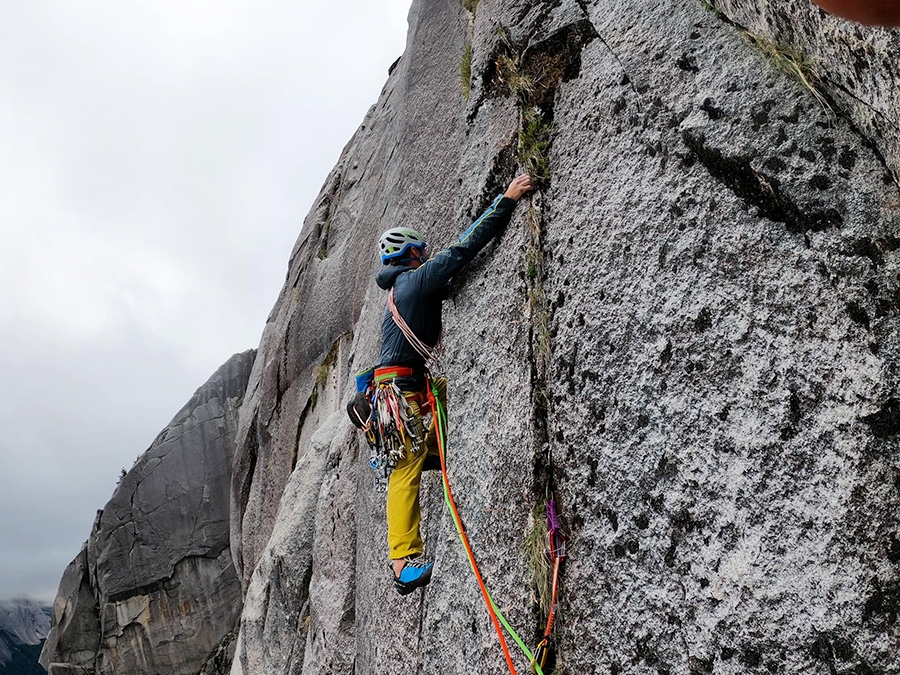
[427,373,545,675]
[531,498,566,674]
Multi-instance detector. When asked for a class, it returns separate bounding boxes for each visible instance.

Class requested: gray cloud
[0,0,412,601]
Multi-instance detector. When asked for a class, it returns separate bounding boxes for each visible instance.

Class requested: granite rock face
[40,350,256,675]
[708,0,900,188]
[228,0,900,674]
[38,0,900,672]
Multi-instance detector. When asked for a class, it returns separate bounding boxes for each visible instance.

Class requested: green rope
[431,380,544,675]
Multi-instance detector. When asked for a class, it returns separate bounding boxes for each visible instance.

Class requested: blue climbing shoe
[392,558,434,595]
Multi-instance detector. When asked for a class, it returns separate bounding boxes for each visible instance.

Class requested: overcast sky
[0,0,411,603]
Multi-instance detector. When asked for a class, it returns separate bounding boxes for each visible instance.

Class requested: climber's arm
[412,175,533,293]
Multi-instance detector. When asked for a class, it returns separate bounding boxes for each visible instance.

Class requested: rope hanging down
[388,285,562,674]
[427,375,543,675]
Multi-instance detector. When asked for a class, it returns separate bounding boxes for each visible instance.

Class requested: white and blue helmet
[379,227,426,264]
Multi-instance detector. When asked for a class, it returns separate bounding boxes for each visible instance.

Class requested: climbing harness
[346,285,445,490]
[349,282,566,674]
[349,365,429,490]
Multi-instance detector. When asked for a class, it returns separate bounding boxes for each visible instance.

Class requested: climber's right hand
[505,174,534,201]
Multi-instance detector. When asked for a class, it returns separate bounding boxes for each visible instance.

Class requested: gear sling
[347,287,550,675]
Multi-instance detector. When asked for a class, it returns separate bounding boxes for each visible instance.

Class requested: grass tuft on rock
[519,108,552,183]
[460,43,473,99]
[741,32,832,115]
[524,501,553,617]
[496,53,536,99]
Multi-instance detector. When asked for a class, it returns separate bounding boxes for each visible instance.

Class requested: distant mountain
[0,599,50,675]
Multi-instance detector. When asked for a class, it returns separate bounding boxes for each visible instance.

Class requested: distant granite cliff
[40,351,256,675]
[42,0,900,673]
[0,599,50,675]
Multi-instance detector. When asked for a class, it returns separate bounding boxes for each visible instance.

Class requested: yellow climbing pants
[386,377,447,560]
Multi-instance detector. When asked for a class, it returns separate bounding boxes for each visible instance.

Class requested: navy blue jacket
[376,195,517,384]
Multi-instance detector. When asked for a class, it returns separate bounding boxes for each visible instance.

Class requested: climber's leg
[386,440,429,561]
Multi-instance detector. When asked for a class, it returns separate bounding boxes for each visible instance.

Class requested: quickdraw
[351,369,428,491]
[531,498,566,674]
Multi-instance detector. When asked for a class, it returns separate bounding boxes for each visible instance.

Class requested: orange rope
[427,377,519,675]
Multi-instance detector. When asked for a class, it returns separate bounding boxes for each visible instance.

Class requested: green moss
[519,108,552,183]
[314,363,329,390]
[461,0,479,12]
[310,337,342,410]
[317,219,331,260]
[700,0,724,17]
[460,43,473,99]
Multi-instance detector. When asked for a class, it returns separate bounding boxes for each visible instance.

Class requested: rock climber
[373,173,534,595]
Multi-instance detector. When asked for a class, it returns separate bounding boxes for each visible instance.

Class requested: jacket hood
[375,265,410,290]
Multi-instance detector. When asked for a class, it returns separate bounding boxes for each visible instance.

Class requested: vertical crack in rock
[490,8,599,664]
[572,0,644,107]
[292,399,312,473]
[235,413,260,556]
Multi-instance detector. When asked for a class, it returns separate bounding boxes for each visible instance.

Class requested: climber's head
[379,227,427,266]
